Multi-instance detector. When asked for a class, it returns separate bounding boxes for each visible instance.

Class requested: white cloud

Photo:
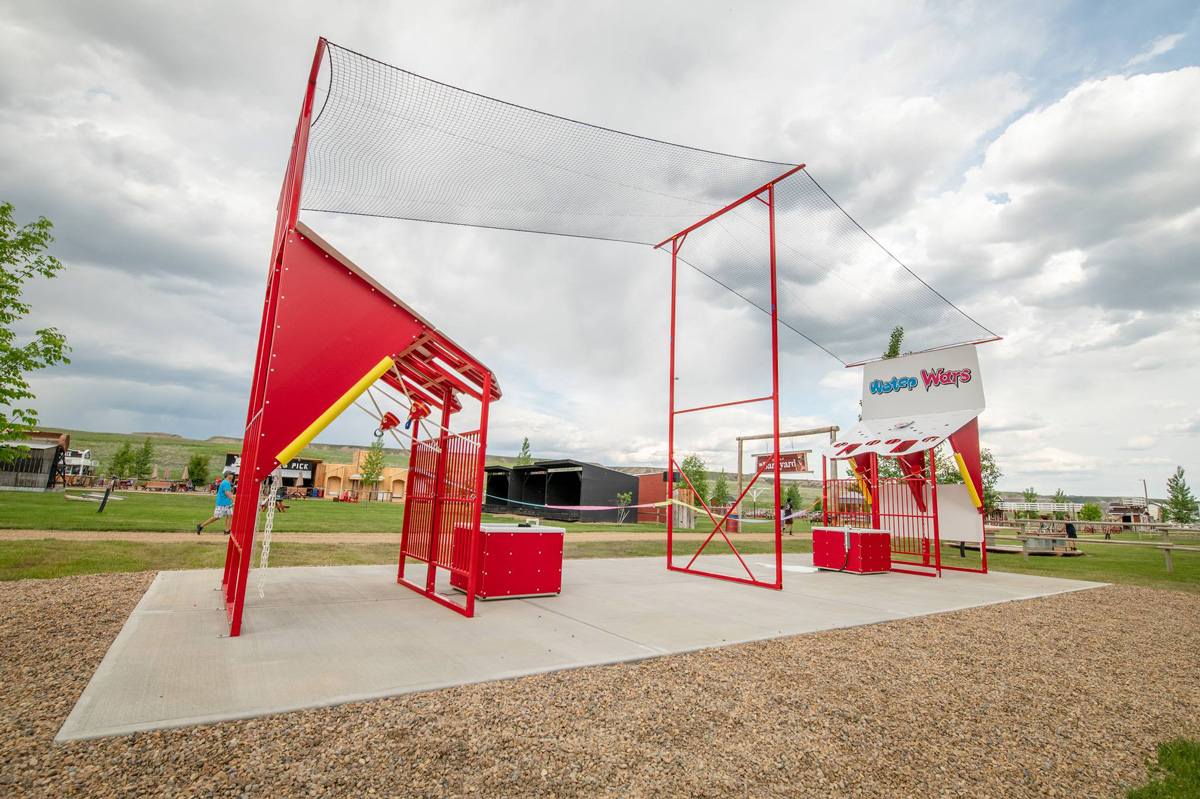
[1125,33,1186,68]
[3,1,1198,500]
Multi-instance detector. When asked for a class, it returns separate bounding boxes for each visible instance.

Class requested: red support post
[667,237,679,570]
[930,447,942,576]
[768,184,783,588]
[466,371,493,618]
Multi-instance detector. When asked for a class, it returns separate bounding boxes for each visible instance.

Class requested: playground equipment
[223,37,999,634]
[820,344,989,577]
[220,218,499,632]
[812,527,891,574]
[449,523,565,600]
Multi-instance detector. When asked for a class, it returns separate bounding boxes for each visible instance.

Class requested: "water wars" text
[920,367,972,391]
[868,376,917,394]
[869,367,973,395]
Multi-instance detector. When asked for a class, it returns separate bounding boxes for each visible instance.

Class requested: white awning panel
[820,408,982,460]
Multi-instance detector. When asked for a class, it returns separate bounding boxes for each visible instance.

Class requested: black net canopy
[302,41,995,365]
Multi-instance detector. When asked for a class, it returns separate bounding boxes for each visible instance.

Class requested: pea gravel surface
[1,572,1197,798]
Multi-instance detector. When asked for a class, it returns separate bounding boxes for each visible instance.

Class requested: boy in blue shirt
[196,466,237,535]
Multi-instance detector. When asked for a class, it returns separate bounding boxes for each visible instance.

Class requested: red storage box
[812,527,891,574]
[450,523,565,599]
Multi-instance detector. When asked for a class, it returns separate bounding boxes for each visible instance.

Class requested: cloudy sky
[3,1,1198,496]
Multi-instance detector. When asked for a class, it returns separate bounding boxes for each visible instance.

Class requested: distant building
[1104,497,1157,523]
[64,448,100,484]
[490,460,639,523]
[225,453,324,495]
[321,448,407,502]
[225,450,407,501]
[0,431,68,492]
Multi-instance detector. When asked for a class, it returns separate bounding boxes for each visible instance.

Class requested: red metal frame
[221,38,500,635]
[660,169,803,589]
[821,449,989,577]
[396,370,494,616]
[823,454,942,576]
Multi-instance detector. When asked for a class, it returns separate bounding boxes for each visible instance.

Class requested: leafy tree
[514,437,533,467]
[132,438,155,483]
[0,202,70,463]
[1052,488,1070,520]
[359,438,386,500]
[711,470,731,506]
[1079,503,1103,522]
[678,453,708,504]
[883,325,905,359]
[978,449,1003,514]
[186,454,211,487]
[785,483,801,509]
[1164,466,1198,525]
[109,442,134,478]
[615,491,633,524]
[1022,486,1039,519]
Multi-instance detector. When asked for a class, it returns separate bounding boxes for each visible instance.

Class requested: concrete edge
[54,577,1110,743]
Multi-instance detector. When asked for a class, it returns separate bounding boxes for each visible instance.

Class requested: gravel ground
[1,574,1197,798]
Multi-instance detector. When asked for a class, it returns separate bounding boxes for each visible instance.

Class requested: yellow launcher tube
[848,460,872,507]
[955,452,984,508]
[275,356,396,465]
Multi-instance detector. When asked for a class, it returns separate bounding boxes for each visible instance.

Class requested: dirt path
[0,529,786,544]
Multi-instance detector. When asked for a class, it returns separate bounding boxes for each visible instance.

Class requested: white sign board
[861,344,985,421]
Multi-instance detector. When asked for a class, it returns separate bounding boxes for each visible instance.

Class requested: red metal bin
[812,526,891,574]
[450,523,565,599]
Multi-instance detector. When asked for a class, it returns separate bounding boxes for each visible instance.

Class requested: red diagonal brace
[674,459,756,580]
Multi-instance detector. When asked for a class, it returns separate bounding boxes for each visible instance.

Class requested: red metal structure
[822,452,944,577]
[220,39,500,635]
[655,166,804,589]
[820,441,988,577]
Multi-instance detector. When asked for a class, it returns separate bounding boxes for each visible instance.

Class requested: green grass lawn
[0,536,814,581]
[1127,739,1200,799]
[0,490,687,534]
[982,541,1200,594]
[1,489,1196,592]
[0,491,409,533]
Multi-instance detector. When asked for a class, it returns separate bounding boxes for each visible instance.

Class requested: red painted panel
[244,230,427,485]
[812,527,891,574]
[449,525,564,598]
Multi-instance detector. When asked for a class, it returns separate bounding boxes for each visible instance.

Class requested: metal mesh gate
[822,462,942,577]
[399,428,484,614]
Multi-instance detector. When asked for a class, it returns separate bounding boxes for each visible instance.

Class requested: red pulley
[405,400,431,430]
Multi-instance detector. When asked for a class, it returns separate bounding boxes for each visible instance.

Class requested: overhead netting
[303,42,995,365]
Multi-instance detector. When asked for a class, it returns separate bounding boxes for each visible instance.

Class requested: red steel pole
[225,37,327,637]
[931,447,942,576]
[768,185,783,588]
[466,371,493,618]
[667,237,679,570]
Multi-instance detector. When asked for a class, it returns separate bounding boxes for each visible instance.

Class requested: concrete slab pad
[58,555,1105,741]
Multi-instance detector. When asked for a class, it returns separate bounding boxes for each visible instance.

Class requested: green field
[0,491,674,534]
[0,537,817,581]
[1,491,1197,591]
